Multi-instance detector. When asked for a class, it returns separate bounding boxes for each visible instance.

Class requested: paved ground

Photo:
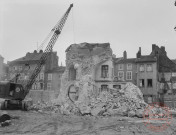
[0,110,176,135]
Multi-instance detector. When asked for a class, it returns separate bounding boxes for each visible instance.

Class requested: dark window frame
[101,65,109,78]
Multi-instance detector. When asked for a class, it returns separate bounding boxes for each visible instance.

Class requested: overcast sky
[0,0,176,65]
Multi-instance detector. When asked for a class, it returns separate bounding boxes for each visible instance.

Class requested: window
[47,83,52,90]
[139,79,145,87]
[101,65,109,78]
[139,64,144,72]
[48,73,52,80]
[101,85,108,92]
[40,73,44,80]
[118,71,124,80]
[40,83,44,89]
[126,71,132,80]
[147,79,153,87]
[13,66,17,70]
[118,64,123,70]
[127,64,132,70]
[146,64,153,72]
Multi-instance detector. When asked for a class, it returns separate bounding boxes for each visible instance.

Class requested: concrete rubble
[30,82,150,118]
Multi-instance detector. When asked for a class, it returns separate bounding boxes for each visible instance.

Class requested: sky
[0,0,176,65]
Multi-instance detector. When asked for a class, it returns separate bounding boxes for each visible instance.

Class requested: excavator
[0,4,73,110]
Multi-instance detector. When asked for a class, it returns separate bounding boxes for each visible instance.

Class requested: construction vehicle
[0,4,73,110]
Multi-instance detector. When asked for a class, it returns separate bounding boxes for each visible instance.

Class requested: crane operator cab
[0,81,27,110]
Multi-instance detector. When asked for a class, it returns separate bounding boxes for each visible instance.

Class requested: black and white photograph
[0,0,176,134]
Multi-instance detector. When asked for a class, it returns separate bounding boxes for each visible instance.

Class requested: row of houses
[1,44,176,106]
[113,44,176,107]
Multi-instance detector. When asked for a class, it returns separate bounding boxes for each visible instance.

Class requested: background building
[135,47,158,103]
[114,51,137,85]
[7,50,65,103]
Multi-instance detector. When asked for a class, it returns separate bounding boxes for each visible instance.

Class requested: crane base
[0,100,28,111]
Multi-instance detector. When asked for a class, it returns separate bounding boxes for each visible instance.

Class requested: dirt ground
[0,110,176,135]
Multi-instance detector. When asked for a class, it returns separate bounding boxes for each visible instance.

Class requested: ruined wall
[58,42,113,103]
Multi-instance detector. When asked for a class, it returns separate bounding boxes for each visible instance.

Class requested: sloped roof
[135,55,157,63]
[172,59,176,64]
[158,54,176,72]
[8,51,56,65]
[117,58,136,64]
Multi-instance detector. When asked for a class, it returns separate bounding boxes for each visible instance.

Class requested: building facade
[151,44,176,107]
[114,51,137,85]
[7,50,61,91]
[135,47,158,103]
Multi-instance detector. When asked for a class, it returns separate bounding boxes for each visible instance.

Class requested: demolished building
[55,42,147,116]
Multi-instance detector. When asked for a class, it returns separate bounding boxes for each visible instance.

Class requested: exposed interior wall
[58,43,113,103]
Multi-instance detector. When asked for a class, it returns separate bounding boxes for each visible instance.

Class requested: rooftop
[135,55,157,63]
[117,58,136,64]
[8,50,57,65]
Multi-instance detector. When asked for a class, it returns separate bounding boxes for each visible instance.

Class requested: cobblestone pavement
[0,111,176,135]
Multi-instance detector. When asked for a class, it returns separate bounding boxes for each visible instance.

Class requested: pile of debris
[62,82,148,118]
[30,83,148,118]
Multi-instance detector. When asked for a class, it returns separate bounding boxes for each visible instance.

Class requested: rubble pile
[68,82,148,117]
[29,102,60,113]
[29,82,148,118]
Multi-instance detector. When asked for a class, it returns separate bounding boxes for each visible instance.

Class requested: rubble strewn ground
[0,82,176,135]
[0,110,176,135]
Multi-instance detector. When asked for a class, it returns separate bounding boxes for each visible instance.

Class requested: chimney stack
[123,51,127,59]
[136,47,141,58]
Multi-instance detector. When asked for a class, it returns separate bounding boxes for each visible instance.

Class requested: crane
[0,4,73,110]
